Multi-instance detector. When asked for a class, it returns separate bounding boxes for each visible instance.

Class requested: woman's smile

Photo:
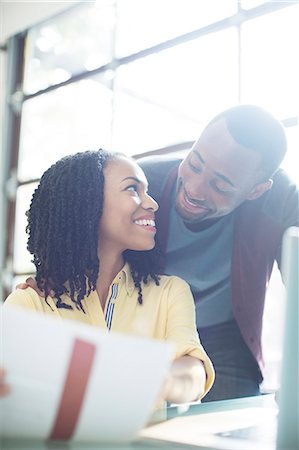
[133,216,156,233]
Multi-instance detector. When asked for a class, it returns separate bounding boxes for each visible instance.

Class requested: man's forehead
[191,140,262,187]
[198,119,239,153]
[196,120,261,165]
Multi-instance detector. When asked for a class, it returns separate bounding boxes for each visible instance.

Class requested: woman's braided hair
[26,149,160,310]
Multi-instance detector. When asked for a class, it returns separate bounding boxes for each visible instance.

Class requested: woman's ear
[246,179,273,201]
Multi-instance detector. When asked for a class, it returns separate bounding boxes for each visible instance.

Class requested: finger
[16,283,30,290]
[22,277,55,298]
[25,277,47,297]
[25,277,36,286]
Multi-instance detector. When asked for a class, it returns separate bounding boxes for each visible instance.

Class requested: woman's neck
[96,250,124,311]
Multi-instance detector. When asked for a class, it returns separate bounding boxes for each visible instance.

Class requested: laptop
[276,226,298,450]
[140,226,299,450]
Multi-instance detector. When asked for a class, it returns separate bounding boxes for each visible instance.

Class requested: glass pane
[18,73,113,182]
[241,4,299,118]
[112,92,200,155]
[240,0,273,9]
[13,183,37,274]
[113,28,238,153]
[23,1,116,94]
[281,124,299,186]
[116,0,237,57]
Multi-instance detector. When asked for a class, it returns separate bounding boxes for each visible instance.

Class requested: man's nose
[186,173,208,200]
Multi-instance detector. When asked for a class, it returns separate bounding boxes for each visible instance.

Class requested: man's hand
[16,277,54,297]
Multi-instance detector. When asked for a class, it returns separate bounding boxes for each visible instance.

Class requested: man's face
[176,119,271,223]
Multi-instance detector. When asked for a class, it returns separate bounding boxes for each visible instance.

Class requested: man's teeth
[186,197,198,206]
[185,195,206,208]
[134,219,156,226]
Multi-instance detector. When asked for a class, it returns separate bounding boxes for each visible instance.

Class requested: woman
[3,149,214,403]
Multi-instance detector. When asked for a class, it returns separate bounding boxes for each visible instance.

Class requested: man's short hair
[209,105,287,177]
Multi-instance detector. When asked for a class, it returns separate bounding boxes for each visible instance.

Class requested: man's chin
[175,204,210,223]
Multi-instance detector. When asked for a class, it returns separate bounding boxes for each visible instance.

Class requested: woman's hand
[0,368,10,397]
[162,355,206,404]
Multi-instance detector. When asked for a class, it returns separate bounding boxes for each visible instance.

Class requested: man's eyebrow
[214,171,235,188]
[193,150,235,188]
[193,149,205,164]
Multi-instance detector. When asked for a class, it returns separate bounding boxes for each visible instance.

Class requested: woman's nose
[142,193,159,212]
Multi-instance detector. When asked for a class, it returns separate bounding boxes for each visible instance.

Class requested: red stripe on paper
[48,338,96,440]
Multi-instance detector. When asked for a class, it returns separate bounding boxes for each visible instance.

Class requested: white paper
[0,306,174,443]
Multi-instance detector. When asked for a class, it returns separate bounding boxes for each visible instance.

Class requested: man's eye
[212,181,234,195]
[188,159,202,173]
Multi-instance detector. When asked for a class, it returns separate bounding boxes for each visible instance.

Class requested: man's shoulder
[269,169,298,200]
[273,168,296,184]
[137,154,182,196]
[240,168,299,226]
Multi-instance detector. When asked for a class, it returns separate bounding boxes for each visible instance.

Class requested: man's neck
[183,217,223,232]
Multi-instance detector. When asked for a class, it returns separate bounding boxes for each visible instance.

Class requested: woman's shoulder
[4,287,51,311]
[150,274,191,291]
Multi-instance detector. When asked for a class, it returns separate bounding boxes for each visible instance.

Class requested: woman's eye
[126,185,138,193]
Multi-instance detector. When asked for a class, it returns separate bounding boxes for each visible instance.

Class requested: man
[138,104,299,401]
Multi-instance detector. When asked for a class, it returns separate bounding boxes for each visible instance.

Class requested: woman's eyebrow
[121,176,141,183]
[121,176,149,190]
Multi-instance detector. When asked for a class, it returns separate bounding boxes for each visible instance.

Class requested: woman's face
[98,157,158,254]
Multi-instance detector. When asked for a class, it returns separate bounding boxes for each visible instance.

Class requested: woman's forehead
[104,156,147,182]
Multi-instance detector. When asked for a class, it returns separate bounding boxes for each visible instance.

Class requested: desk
[140,393,278,449]
[1,395,277,450]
